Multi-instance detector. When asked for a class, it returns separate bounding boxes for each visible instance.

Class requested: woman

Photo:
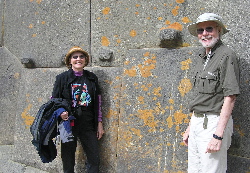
[52,46,104,173]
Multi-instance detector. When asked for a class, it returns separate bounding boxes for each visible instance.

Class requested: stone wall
[0,0,249,172]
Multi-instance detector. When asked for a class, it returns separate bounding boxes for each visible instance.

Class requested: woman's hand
[60,111,69,121]
[97,122,104,140]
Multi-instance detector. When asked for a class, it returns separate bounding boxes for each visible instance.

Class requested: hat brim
[65,47,90,68]
[188,20,230,36]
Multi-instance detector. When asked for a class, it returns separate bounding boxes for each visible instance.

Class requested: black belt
[73,106,92,111]
[73,106,92,117]
[193,112,205,117]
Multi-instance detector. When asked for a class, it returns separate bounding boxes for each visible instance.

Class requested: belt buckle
[81,106,87,111]
[203,114,208,129]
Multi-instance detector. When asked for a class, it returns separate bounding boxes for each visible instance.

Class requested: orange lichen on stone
[104,80,112,85]
[138,64,156,77]
[173,110,188,125]
[169,105,174,110]
[160,22,183,31]
[234,124,245,136]
[130,30,137,37]
[172,6,180,16]
[167,22,183,31]
[124,66,137,77]
[116,39,121,43]
[180,141,186,146]
[32,34,37,37]
[124,60,130,65]
[37,97,43,103]
[144,58,155,65]
[101,36,110,46]
[131,128,142,138]
[155,102,165,114]
[113,93,119,100]
[182,17,191,23]
[165,20,171,25]
[141,85,149,91]
[106,109,118,119]
[138,96,145,104]
[121,130,133,145]
[144,52,150,57]
[182,42,190,47]
[116,76,121,80]
[21,104,34,128]
[180,58,192,70]
[178,78,192,97]
[153,87,162,97]
[137,109,159,131]
[166,116,174,128]
[102,7,110,15]
[176,0,185,3]
[28,24,33,29]
[36,0,42,4]
[169,99,174,104]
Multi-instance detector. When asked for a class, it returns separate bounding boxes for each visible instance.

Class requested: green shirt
[189,40,240,114]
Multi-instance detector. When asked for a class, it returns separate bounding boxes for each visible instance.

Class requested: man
[183,13,240,173]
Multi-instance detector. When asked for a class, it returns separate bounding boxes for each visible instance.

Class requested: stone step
[0,145,49,173]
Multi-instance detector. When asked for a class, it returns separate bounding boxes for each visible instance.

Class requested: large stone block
[13,67,122,172]
[0,47,22,145]
[91,0,191,67]
[13,68,63,172]
[0,0,3,46]
[4,0,91,68]
[117,47,199,172]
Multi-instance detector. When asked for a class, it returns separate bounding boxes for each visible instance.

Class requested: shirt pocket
[198,71,219,94]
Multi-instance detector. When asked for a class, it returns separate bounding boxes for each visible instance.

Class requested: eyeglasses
[196,26,214,35]
[72,55,86,59]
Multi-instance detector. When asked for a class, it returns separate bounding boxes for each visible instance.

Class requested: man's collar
[199,40,223,59]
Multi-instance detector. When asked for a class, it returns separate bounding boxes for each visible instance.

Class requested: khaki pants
[188,114,233,173]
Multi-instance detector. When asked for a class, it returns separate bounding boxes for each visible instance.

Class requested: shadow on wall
[227,56,250,173]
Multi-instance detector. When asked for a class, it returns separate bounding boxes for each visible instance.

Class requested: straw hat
[188,13,230,36]
[65,46,90,68]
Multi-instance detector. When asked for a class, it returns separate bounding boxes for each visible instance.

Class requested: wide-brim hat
[65,46,90,68]
[188,13,230,36]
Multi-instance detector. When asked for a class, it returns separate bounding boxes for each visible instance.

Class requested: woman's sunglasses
[72,55,86,59]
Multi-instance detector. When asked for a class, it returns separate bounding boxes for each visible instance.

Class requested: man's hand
[205,138,222,153]
[183,125,190,146]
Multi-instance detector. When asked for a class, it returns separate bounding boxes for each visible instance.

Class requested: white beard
[199,35,219,48]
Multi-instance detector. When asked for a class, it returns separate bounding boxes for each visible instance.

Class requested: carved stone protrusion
[98,47,114,61]
[21,58,35,68]
[159,29,183,48]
